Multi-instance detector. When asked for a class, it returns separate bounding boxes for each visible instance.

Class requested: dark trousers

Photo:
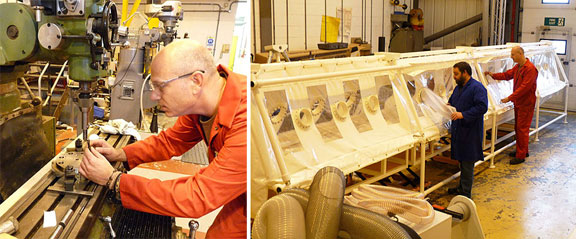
[458,160,476,198]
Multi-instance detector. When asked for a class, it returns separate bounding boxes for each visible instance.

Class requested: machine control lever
[432,204,464,219]
[100,216,116,238]
[188,220,199,239]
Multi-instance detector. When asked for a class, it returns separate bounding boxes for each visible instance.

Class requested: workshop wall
[520,0,576,111]
[419,0,483,49]
[115,0,248,68]
[252,0,391,54]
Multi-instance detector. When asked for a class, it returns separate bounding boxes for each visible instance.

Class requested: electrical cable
[324,0,327,43]
[110,47,138,89]
[213,7,222,56]
[341,0,343,43]
[140,73,151,129]
[286,0,289,47]
[361,0,364,41]
[272,0,276,44]
[111,29,143,89]
[252,0,258,52]
[304,0,307,50]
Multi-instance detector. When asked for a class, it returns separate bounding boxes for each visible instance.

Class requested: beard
[455,77,465,87]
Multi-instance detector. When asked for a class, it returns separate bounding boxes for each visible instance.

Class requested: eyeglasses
[149,70,205,92]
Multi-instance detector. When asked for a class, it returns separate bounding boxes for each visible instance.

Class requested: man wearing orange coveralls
[484,46,538,165]
[78,40,247,238]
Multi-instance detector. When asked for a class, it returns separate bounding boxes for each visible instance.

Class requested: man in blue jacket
[447,62,488,199]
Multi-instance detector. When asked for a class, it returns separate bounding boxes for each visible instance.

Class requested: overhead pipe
[116,1,246,13]
[424,14,483,44]
[182,1,245,13]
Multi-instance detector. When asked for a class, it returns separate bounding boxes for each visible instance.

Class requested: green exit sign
[544,17,565,26]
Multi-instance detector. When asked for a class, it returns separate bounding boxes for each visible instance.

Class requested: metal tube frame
[252,41,569,197]
[422,49,570,196]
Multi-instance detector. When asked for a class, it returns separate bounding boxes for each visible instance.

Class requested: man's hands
[79,146,114,186]
[79,139,128,186]
[90,139,127,162]
[501,97,510,103]
[451,112,464,120]
[483,71,493,77]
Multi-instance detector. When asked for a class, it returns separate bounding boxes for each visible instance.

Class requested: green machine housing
[0,0,118,202]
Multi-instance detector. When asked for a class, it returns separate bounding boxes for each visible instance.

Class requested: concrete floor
[427,111,576,239]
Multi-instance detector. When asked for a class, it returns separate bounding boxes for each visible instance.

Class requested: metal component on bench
[75,138,83,150]
[100,216,116,238]
[0,132,136,238]
[75,82,93,142]
[0,216,18,235]
[49,209,74,239]
[64,165,76,191]
[51,149,82,176]
[188,220,199,239]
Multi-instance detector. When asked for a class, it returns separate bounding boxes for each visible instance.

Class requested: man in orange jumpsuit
[485,46,538,165]
[79,40,247,238]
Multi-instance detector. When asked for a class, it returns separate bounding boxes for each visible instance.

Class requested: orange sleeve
[118,110,247,218]
[122,115,203,169]
[491,67,516,81]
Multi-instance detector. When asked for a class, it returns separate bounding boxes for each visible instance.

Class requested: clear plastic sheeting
[343,80,372,133]
[305,85,343,142]
[375,75,400,124]
[402,67,457,137]
[263,90,303,153]
[478,57,515,112]
[419,88,456,133]
[256,71,419,189]
[529,52,565,101]
[251,41,568,215]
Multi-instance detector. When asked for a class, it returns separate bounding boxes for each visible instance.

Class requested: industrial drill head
[1,0,119,140]
[143,1,183,44]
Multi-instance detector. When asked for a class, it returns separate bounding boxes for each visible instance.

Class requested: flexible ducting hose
[281,189,420,239]
[253,168,420,239]
[353,184,425,199]
[252,194,306,239]
[306,166,345,239]
[345,185,435,225]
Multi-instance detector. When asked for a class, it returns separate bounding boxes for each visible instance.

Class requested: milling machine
[109,0,183,126]
[0,0,117,202]
[0,1,196,237]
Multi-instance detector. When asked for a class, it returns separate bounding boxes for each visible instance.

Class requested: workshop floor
[425,111,576,239]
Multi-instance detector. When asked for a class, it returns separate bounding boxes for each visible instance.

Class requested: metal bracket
[47,184,95,197]
[56,0,85,16]
[0,104,40,126]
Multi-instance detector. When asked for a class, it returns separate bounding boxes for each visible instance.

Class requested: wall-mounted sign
[544,17,565,26]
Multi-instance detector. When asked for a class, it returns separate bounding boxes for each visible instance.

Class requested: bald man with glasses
[79,40,247,238]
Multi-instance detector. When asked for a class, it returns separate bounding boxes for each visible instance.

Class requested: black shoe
[448,188,472,199]
[508,151,529,157]
[510,158,525,165]
[447,187,460,195]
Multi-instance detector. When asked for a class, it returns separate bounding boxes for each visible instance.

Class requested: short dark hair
[453,62,472,76]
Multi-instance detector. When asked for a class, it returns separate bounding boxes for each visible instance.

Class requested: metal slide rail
[0,130,133,238]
